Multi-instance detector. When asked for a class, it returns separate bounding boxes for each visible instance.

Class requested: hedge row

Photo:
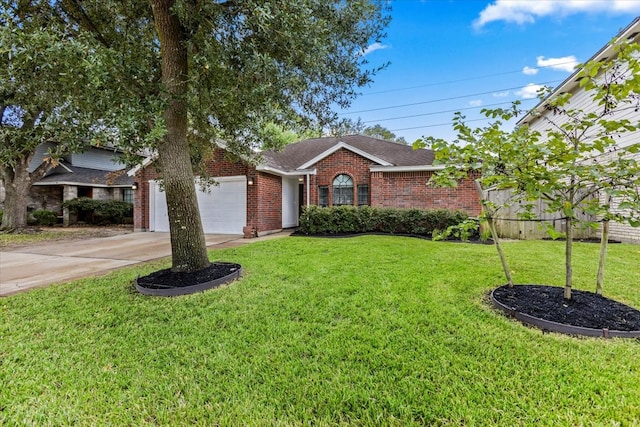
[62,198,133,225]
[298,205,469,236]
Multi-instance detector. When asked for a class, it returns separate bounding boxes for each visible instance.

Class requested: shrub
[298,205,469,236]
[32,209,58,226]
[62,198,133,225]
[432,218,480,242]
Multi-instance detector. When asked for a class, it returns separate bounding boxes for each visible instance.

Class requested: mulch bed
[292,231,492,244]
[137,262,241,289]
[492,285,640,332]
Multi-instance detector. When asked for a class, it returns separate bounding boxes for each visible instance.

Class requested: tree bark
[0,154,50,231]
[564,216,573,300]
[474,181,513,286]
[0,160,29,230]
[596,219,609,295]
[150,0,210,272]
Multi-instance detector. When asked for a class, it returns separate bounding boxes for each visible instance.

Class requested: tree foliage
[49,0,390,272]
[0,3,113,230]
[329,117,407,144]
[416,40,640,300]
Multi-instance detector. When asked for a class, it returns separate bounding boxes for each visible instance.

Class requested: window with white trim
[357,184,369,206]
[332,174,353,206]
[318,186,329,207]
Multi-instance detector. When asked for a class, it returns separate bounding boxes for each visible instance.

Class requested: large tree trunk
[151,0,210,273]
[0,158,31,231]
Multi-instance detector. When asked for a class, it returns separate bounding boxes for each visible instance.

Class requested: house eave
[256,165,316,177]
[32,181,133,188]
[518,16,640,126]
[370,165,446,172]
[127,154,157,177]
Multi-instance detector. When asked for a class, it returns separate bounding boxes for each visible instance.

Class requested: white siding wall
[28,143,125,172]
[69,149,125,171]
[526,69,640,244]
[28,142,58,172]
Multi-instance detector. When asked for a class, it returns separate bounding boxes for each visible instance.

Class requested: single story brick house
[131,135,481,237]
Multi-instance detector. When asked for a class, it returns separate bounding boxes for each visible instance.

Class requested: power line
[341,79,562,115]
[362,60,579,96]
[363,98,539,124]
[389,117,492,133]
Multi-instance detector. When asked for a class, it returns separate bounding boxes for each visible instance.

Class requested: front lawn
[1,236,639,425]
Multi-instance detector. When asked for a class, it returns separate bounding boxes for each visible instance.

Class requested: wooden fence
[484,188,596,240]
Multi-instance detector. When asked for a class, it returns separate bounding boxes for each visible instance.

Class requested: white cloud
[493,91,510,97]
[473,0,640,29]
[522,66,538,75]
[469,99,483,107]
[516,83,545,99]
[362,42,389,56]
[536,55,579,72]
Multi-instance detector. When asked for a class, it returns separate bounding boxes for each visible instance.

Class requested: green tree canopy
[0,3,114,230]
[51,0,390,272]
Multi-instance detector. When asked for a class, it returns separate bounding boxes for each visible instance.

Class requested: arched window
[332,174,353,206]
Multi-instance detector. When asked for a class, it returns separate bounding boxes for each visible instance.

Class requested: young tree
[519,40,640,299]
[414,104,531,287]
[0,4,111,230]
[417,40,640,300]
[57,0,390,273]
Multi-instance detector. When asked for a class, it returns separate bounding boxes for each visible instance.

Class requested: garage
[149,176,247,234]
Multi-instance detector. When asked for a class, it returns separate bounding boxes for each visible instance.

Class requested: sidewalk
[0,231,291,296]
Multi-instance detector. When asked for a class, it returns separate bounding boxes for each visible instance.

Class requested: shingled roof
[34,163,133,187]
[261,135,435,172]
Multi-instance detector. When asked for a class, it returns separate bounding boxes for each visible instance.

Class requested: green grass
[1,236,639,426]
[0,228,95,248]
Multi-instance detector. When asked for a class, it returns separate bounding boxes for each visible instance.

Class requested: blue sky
[339,0,640,143]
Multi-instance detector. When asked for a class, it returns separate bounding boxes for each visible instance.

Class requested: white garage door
[150,176,246,234]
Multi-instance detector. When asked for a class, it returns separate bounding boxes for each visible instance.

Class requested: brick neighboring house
[0,142,134,225]
[132,135,481,238]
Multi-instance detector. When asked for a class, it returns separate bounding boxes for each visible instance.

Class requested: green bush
[62,198,133,225]
[0,210,3,223]
[32,209,58,226]
[432,218,480,242]
[298,205,469,236]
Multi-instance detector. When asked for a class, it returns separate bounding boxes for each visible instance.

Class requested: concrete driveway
[0,232,258,296]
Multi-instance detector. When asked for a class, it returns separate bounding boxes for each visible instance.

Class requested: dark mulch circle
[137,262,241,290]
[492,285,640,332]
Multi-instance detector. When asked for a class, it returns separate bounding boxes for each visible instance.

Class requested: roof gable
[518,17,640,126]
[261,135,434,173]
[298,141,392,169]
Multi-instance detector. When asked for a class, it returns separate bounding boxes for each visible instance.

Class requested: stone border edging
[136,263,242,297]
[490,288,640,339]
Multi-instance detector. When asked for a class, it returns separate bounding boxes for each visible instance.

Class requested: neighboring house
[0,142,134,224]
[132,135,481,238]
[517,17,640,243]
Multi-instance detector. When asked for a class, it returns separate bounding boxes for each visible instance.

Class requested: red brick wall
[202,149,250,177]
[370,171,481,216]
[244,172,282,236]
[133,167,159,231]
[311,149,375,206]
[134,148,256,232]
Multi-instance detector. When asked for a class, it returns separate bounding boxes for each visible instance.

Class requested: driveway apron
[0,232,243,296]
